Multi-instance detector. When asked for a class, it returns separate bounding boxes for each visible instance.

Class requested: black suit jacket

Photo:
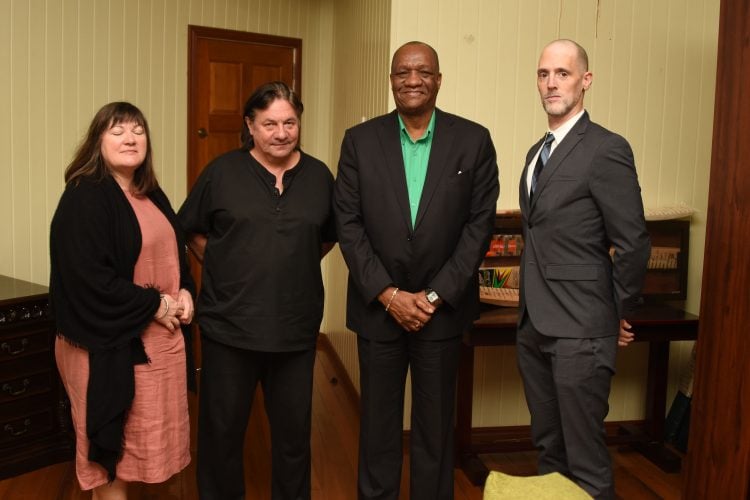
[334,109,499,341]
[518,111,650,338]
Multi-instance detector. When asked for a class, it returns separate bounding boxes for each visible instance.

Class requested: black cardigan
[49,175,194,480]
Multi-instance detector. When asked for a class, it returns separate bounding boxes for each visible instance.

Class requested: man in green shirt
[400,111,436,226]
[335,41,500,499]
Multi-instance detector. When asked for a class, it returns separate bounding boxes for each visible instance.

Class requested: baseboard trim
[462,421,647,453]
[315,334,646,449]
[317,333,361,413]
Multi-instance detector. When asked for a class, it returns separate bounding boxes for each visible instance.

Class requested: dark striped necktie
[530,132,555,198]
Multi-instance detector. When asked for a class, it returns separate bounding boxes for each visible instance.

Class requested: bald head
[541,39,589,73]
[537,39,592,128]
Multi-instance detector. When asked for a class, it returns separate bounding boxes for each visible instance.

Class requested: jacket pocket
[545,264,600,281]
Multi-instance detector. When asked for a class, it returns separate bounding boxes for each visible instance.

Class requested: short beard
[542,100,572,117]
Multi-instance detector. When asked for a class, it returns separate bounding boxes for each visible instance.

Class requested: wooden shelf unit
[485,212,690,302]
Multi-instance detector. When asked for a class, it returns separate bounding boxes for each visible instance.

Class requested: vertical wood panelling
[684,0,750,492]
[0,1,11,276]
[77,0,94,118]
[159,0,178,197]
[322,0,392,396]
[2,0,336,283]
[389,0,719,425]
[4,0,354,417]
[107,1,124,98]
[135,1,151,110]
[91,1,108,107]
[11,1,31,283]
[1,0,719,428]
[28,0,47,287]
[44,0,64,287]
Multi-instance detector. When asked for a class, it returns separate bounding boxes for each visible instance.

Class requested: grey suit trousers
[516,312,617,500]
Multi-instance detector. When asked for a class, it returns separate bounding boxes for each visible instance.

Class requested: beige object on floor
[483,471,592,500]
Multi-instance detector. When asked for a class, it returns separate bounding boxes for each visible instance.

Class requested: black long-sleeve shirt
[179,149,336,352]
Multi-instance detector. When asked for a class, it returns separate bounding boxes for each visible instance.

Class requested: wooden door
[186,26,301,364]
[188,25,302,187]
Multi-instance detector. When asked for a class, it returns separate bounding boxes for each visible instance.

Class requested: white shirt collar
[547,109,585,151]
[525,109,586,195]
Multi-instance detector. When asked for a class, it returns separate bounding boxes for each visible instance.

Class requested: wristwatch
[425,288,442,307]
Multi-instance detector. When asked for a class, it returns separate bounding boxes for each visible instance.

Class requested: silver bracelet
[157,295,169,319]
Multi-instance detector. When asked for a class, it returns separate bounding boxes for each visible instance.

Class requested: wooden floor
[0,342,682,499]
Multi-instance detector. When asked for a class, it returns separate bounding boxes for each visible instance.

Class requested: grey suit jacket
[334,109,500,341]
[518,111,650,338]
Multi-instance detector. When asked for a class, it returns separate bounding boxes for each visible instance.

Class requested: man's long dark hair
[240,81,304,150]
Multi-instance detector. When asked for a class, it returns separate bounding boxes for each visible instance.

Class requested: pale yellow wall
[322,0,392,393]
[389,0,719,426]
[0,0,336,284]
[2,0,720,429]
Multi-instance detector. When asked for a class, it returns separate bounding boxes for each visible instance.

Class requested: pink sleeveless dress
[55,191,190,490]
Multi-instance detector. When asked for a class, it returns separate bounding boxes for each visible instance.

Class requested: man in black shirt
[179,82,336,500]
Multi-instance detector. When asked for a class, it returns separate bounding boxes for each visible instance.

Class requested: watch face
[427,290,439,303]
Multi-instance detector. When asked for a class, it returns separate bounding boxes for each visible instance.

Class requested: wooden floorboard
[0,342,683,499]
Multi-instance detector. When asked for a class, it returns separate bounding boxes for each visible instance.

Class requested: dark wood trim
[683,0,750,497]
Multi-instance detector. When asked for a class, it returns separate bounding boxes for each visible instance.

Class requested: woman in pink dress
[49,102,194,499]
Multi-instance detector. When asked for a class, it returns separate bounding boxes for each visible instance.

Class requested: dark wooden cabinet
[0,275,73,479]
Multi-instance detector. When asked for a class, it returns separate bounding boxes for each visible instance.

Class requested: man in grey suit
[334,41,499,499]
[517,39,650,499]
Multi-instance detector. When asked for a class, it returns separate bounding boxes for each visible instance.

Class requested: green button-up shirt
[398,111,436,227]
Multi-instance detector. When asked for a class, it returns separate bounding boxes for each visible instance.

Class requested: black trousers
[516,312,617,500]
[357,333,461,500]
[197,335,316,500]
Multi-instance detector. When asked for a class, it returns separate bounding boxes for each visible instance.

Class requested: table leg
[645,340,669,439]
[625,339,682,472]
[455,341,490,485]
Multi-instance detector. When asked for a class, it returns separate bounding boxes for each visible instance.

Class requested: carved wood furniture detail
[0,275,73,479]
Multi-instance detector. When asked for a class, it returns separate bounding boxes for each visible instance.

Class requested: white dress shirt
[526,109,586,196]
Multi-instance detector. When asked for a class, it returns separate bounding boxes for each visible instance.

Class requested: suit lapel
[376,111,413,231]
[414,109,455,230]
[530,112,590,210]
